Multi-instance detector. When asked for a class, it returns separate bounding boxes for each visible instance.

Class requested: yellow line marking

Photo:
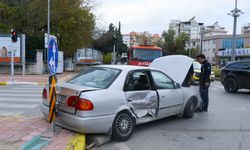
[0,82,7,85]
[66,134,86,150]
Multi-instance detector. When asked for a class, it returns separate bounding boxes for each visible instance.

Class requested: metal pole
[47,0,50,64]
[22,34,26,75]
[112,29,116,65]
[48,0,56,132]
[112,40,116,64]
[10,43,14,82]
[229,0,243,62]
[232,15,237,62]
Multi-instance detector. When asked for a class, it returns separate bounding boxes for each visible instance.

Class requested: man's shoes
[203,109,208,112]
[195,108,203,112]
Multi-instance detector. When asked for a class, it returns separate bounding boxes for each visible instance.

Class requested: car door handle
[161,96,165,98]
[128,98,134,102]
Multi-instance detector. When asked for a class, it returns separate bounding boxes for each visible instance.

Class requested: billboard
[0,36,21,64]
[76,48,103,64]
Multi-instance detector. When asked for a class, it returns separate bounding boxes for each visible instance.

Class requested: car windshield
[132,48,162,61]
[193,62,201,70]
[68,67,120,89]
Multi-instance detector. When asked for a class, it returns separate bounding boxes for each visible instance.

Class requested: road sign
[48,38,58,75]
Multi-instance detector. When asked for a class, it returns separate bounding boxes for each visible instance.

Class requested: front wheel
[183,99,195,118]
[112,111,135,141]
[224,78,238,93]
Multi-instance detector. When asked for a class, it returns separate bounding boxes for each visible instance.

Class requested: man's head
[197,54,206,64]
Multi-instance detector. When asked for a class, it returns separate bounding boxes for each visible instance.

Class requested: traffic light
[11,30,17,43]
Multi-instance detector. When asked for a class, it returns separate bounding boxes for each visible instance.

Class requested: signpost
[48,38,58,132]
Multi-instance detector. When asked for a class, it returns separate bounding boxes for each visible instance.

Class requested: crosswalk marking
[0,85,43,116]
[0,103,39,109]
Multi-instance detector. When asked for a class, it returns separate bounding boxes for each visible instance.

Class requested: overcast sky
[93,0,249,35]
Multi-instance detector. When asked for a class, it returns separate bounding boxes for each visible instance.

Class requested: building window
[213,49,215,52]
[212,57,215,61]
[222,38,244,49]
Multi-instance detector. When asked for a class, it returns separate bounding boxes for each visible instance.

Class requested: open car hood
[149,55,194,85]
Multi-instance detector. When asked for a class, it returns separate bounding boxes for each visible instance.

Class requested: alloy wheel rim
[116,113,133,136]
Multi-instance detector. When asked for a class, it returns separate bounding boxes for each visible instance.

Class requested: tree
[162,29,176,54]
[115,22,128,55]
[93,22,128,56]
[0,0,95,58]
[162,30,190,55]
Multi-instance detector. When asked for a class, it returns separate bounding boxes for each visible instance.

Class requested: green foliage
[162,29,190,55]
[93,22,128,56]
[0,0,95,58]
[103,53,112,64]
[212,66,221,77]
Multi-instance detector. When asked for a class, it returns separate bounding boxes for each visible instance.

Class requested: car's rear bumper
[40,103,115,134]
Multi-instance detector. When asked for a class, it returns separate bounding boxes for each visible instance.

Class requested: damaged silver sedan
[40,55,201,141]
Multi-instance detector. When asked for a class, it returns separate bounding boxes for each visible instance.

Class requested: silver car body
[40,55,201,134]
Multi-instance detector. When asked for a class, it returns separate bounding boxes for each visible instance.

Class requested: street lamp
[227,0,243,62]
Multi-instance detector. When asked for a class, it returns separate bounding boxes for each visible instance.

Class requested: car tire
[112,111,135,141]
[183,99,195,119]
[224,78,238,93]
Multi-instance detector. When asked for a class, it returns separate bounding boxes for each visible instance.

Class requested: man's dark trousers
[200,86,209,111]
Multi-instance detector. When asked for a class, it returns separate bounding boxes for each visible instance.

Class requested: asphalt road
[94,81,250,150]
[0,84,43,116]
[1,82,250,150]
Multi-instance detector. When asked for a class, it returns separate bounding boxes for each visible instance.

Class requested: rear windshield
[68,67,121,89]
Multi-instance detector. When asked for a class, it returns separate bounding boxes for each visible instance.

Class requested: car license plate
[57,95,66,104]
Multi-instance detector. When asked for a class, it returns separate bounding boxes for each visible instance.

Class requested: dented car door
[124,70,158,122]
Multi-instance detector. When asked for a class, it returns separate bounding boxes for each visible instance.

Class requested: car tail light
[42,88,47,99]
[67,96,94,111]
[67,96,78,107]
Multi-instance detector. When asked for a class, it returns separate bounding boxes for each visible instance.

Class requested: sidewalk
[0,116,85,150]
[0,72,77,85]
[0,72,85,149]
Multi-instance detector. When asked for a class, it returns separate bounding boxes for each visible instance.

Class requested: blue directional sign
[48,38,58,75]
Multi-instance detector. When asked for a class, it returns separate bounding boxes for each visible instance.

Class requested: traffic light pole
[10,43,14,82]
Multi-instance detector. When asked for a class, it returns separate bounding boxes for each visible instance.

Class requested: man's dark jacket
[199,60,211,88]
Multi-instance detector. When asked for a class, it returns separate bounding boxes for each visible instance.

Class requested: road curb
[0,82,46,86]
[0,82,7,85]
[66,134,86,150]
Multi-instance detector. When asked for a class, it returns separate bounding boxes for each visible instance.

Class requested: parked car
[220,60,250,93]
[40,55,201,141]
[193,61,215,81]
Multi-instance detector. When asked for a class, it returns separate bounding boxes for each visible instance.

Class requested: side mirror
[175,83,181,89]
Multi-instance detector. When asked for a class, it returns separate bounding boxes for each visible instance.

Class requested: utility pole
[228,0,243,62]
[112,27,117,65]
[47,0,50,65]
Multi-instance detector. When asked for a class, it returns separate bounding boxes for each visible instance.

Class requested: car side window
[151,71,175,89]
[227,62,250,70]
[125,71,151,91]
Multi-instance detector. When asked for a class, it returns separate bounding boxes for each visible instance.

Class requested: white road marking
[0,103,39,109]
[0,111,24,116]
[0,93,41,97]
[0,89,41,93]
[114,143,131,150]
[211,85,223,89]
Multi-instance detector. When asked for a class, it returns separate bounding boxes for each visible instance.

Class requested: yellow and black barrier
[48,75,57,124]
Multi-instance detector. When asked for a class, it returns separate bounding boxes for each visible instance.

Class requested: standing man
[197,54,211,112]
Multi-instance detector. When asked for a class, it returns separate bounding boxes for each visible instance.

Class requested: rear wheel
[224,78,238,93]
[183,99,195,118]
[112,111,135,141]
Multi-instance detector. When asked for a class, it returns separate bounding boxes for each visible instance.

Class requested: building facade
[202,34,250,65]
[122,32,161,47]
[241,23,250,34]
[169,17,204,40]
